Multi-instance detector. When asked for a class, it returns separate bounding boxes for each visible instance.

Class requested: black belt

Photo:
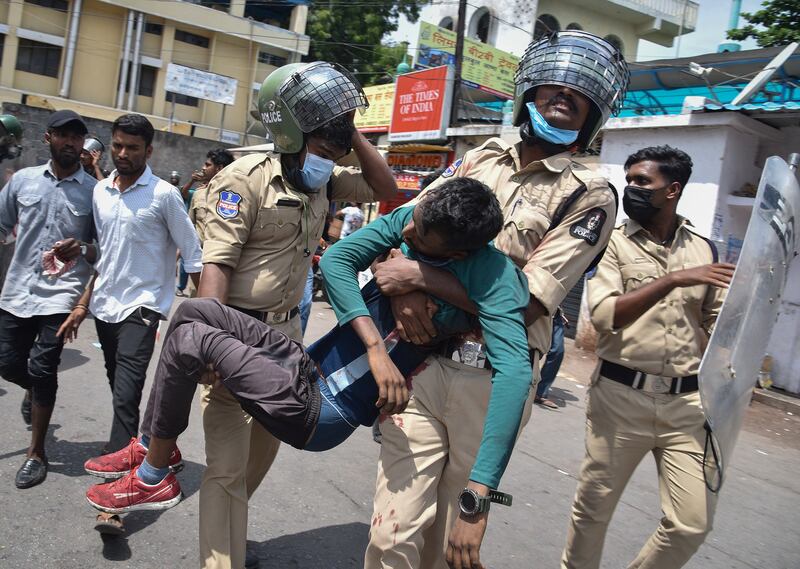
[228,305,300,324]
[599,360,698,394]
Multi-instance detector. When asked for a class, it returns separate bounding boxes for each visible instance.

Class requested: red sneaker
[86,468,183,514]
[84,437,183,479]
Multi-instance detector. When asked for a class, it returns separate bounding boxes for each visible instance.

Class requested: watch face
[460,490,477,514]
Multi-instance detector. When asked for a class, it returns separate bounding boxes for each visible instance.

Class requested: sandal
[94,513,125,536]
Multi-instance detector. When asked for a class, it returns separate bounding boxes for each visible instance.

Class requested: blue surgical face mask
[526,102,580,146]
[300,151,335,190]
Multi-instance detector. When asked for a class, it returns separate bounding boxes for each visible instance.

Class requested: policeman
[0,114,23,162]
[364,31,629,569]
[561,146,734,569]
[0,114,22,290]
[195,62,396,569]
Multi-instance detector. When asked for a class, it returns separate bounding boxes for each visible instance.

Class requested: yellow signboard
[355,84,395,133]
[416,21,520,99]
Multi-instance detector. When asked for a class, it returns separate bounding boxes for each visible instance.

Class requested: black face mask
[622,185,665,223]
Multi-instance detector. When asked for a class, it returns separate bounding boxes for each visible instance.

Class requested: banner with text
[355,84,395,133]
[415,21,519,99]
[166,63,238,106]
[389,65,453,142]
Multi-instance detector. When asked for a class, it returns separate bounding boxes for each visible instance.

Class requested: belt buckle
[648,375,671,394]
[265,311,287,325]
[457,341,484,368]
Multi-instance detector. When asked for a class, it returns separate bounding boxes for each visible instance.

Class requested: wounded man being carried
[84,177,533,514]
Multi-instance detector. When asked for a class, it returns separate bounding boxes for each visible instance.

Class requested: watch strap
[488,489,513,507]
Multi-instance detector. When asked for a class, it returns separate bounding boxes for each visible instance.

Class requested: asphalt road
[0,298,798,568]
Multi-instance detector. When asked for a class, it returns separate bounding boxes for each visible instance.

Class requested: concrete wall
[2,103,234,185]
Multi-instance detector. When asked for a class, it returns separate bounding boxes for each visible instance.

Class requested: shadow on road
[253,522,370,568]
[60,348,91,372]
[549,385,580,406]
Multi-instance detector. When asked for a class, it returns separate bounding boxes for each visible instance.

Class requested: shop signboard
[166,63,238,105]
[415,21,519,99]
[355,84,395,133]
[388,65,453,142]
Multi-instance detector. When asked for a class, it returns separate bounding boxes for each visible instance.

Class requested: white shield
[699,156,799,491]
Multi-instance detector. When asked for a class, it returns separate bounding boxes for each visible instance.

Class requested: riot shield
[699,156,799,491]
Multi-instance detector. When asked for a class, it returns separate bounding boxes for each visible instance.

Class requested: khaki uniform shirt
[425,138,616,353]
[188,183,210,242]
[588,217,726,377]
[200,153,377,313]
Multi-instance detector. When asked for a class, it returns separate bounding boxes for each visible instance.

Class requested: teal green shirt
[320,205,532,488]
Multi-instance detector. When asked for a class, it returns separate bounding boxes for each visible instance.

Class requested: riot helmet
[257,62,368,154]
[513,31,629,149]
[83,136,105,154]
[0,114,23,161]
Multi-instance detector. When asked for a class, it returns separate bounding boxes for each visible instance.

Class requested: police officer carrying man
[561,145,735,569]
[195,62,396,569]
[363,31,629,569]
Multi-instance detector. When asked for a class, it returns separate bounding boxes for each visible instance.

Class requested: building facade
[0,0,310,143]
[417,0,699,62]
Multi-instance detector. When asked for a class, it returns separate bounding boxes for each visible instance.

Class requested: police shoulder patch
[441,158,463,178]
[217,190,242,219]
[570,207,606,246]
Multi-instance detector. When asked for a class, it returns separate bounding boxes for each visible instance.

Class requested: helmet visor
[278,62,369,133]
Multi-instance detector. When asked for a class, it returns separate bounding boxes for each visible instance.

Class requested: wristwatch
[458,488,513,517]
[79,243,88,257]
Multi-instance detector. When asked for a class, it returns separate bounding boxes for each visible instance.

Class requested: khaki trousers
[365,353,538,569]
[561,377,717,569]
[198,316,301,569]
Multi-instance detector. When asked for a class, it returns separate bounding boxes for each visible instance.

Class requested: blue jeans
[304,377,357,452]
[536,313,565,399]
[299,267,314,335]
[177,257,188,291]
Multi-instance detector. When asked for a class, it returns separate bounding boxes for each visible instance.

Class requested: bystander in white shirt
[91,166,202,323]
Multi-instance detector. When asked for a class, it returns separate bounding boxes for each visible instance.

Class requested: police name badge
[570,207,606,245]
[217,191,242,219]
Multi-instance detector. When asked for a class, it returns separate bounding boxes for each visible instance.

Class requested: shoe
[94,513,125,536]
[86,468,182,514]
[84,437,183,479]
[534,397,559,410]
[21,390,32,426]
[15,456,48,489]
[245,546,260,569]
[175,288,186,297]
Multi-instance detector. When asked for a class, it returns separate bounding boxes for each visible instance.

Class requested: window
[258,51,287,67]
[166,92,199,107]
[25,0,68,11]
[468,8,493,44]
[604,35,624,54]
[144,23,163,36]
[0,35,4,64]
[566,22,583,31]
[175,30,210,48]
[439,17,454,31]
[16,38,62,78]
[120,65,157,97]
[534,14,560,40]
